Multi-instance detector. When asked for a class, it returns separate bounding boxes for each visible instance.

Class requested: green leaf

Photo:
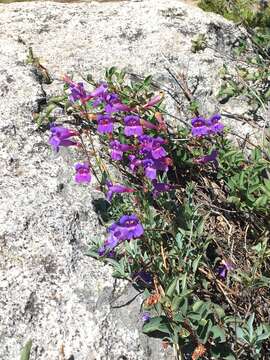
[142,316,171,335]
[254,195,268,208]
[166,278,179,298]
[85,249,100,259]
[257,332,270,342]
[211,325,226,342]
[192,300,204,312]
[192,255,202,273]
[247,313,255,339]
[143,75,152,86]
[181,273,187,291]
[213,304,225,319]
[236,326,245,341]
[20,339,32,360]
[198,319,212,343]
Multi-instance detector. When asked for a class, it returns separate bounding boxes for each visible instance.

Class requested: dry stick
[165,67,200,117]
[160,242,169,271]
[161,53,200,116]
[229,130,270,161]
[221,215,234,255]
[220,111,263,129]
[198,267,238,313]
[244,224,249,255]
[75,128,100,182]
[129,71,191,127]
[242,23,270,60]
[198,266,237,297]
[234,71,268,145]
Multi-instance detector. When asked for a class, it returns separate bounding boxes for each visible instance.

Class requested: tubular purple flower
[98,215,144,256]
[124,115,143,137]
[98,233,119,256]
[113,102,131,112]
[191,114,224,137]
[105,102,131,115]
[129,155,142,172]
[97,115,114,134]
[74,163,91,183]
[142,158,157,180]
[143,93,164,109]
[195,149,218,166]
[49,124,79,152]
[208,114,224,134]
[216,260,234,279]
[139,136,167,159]
[152,180,174,198]
[133,271,153,286]
[191,117,209,137]
[141,312,151,322]
[88,82,108,99]
[104,92,119,103]
[153,157,173,172]
[139,135,154,154]
[151,137,167,159]
[68,82,88,103]
[110,140,133,161]
[106,181,135,202]
[118,214,144,239]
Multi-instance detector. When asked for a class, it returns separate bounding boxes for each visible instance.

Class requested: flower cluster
[69,80,172,198]
[48,78,223,263]
[191,114,224,137]
[98,214,144,256]
[44,70,270,358]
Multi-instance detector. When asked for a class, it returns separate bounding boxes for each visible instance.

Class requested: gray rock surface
[0,1,264,359]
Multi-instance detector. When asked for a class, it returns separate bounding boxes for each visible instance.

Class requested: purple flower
[195,149,218,166]
[110,140,133,161]
[75,163,91,183]
[191,114,224,137]
[191,117,209,137]
[98,214,144,256]
[208,114,224,134]
[152,180,174,198]
[106,181,135,202]
[118,214,144,240]
[133,271,153,286]
[106,102,131,114]
[151,137,167,159]
[153,157,173,172]
[143,93,163,109]
[216,260,234,280]
[68,82,88,103]
[88,83,108,99]
[142,158,157,180]
[104,92,119,104]
[139,136,167,159]
[98,233,119,256]
[49,124,79,152]
[102,92,131,114]
[97,115,114,134]
[129,153,172,179]
[141,312,151,323]
[124,115,143,137]
[129,155,142,172]
[139,135,154,153]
